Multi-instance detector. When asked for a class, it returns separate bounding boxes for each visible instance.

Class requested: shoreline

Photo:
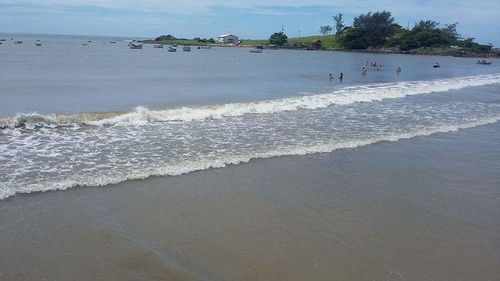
[1,122,499,280]
[140,40,499,58]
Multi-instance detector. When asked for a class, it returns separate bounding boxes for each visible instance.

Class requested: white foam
[1,115,498,200]
[1,74,499,130]
[90,74,500,126]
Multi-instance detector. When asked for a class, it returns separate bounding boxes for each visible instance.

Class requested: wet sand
[1,123,499,281]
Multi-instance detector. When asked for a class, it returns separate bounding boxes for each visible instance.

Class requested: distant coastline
[139,37,499,58]
[139,10,499,59]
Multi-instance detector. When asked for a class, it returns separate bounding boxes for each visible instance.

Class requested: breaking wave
[1,73,499,130]
[1,114,498,200]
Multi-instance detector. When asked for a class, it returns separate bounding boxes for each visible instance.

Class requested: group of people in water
[329,72,343,81]
[329,60,446,80]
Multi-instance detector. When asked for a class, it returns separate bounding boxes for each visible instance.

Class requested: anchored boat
[129,42,143,49]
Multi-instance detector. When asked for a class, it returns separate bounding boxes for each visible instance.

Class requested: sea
[1,33,499,200]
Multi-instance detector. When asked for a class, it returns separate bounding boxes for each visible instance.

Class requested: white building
[217,34,239,44]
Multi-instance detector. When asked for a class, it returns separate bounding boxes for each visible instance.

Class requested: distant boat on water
[82,43,88,46]
[129,42,143,49]
[168,46,177,52]
[35,43,42,46]
[477,59,492,65]
[154,44,164,48]
[14,40,22,44]
[0,39,6,41]
[182,46,191,52]
[109,41,117,44]
[249,48,263,53]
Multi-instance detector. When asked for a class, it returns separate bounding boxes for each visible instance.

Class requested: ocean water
[1,34,500,199]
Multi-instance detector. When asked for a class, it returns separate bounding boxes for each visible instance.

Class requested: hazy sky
[0,0,498,45]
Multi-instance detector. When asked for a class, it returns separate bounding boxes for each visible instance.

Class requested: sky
[0,0,499,45]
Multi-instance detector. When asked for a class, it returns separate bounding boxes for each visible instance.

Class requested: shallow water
[0,34,500,199]
[1,34,500,281]
[1,122,499,280]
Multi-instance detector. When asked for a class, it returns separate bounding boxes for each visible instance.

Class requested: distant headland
[141,10,499,58]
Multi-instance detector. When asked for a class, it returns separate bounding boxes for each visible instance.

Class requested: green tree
[269,32,288,46]
[441,22,460,42]
[339,27,369,49]
[399,34,420,51]
[413,20,440,31]
[333,13,345,35]
[320,25,333,36]
[155,34,175,41]
[414,31,449,47]
[353,11,398,46]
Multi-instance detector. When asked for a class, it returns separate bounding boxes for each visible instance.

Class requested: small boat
[249,48,263,53]
[35,43,42,46]
[14,40,23,44]
[168,46,177,52]
[81,43,88,46]
[109,41,117,44]
[182,46,191,52]
[172,44,178,47]
[433,63,440,68]
[154,44,164,48]
[88,40,92,43]
[129,42,143,49]
[477,60,492,65]
[0,39,6,42]
[201,46,212,49]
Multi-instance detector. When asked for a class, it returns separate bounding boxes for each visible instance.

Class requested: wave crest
[1,74,499,130]
[1,115,498,200]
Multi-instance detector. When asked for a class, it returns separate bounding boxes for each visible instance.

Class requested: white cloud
[1,0,498,21]
[1,0,498,43]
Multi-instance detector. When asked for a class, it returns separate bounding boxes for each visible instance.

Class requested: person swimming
[339,72,343,80]
[433,62,440,68]
[396,66,401,73]
[329,73,334,80]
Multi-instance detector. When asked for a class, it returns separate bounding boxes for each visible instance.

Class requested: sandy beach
[2,2,500,279]
[1,122,499,281]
